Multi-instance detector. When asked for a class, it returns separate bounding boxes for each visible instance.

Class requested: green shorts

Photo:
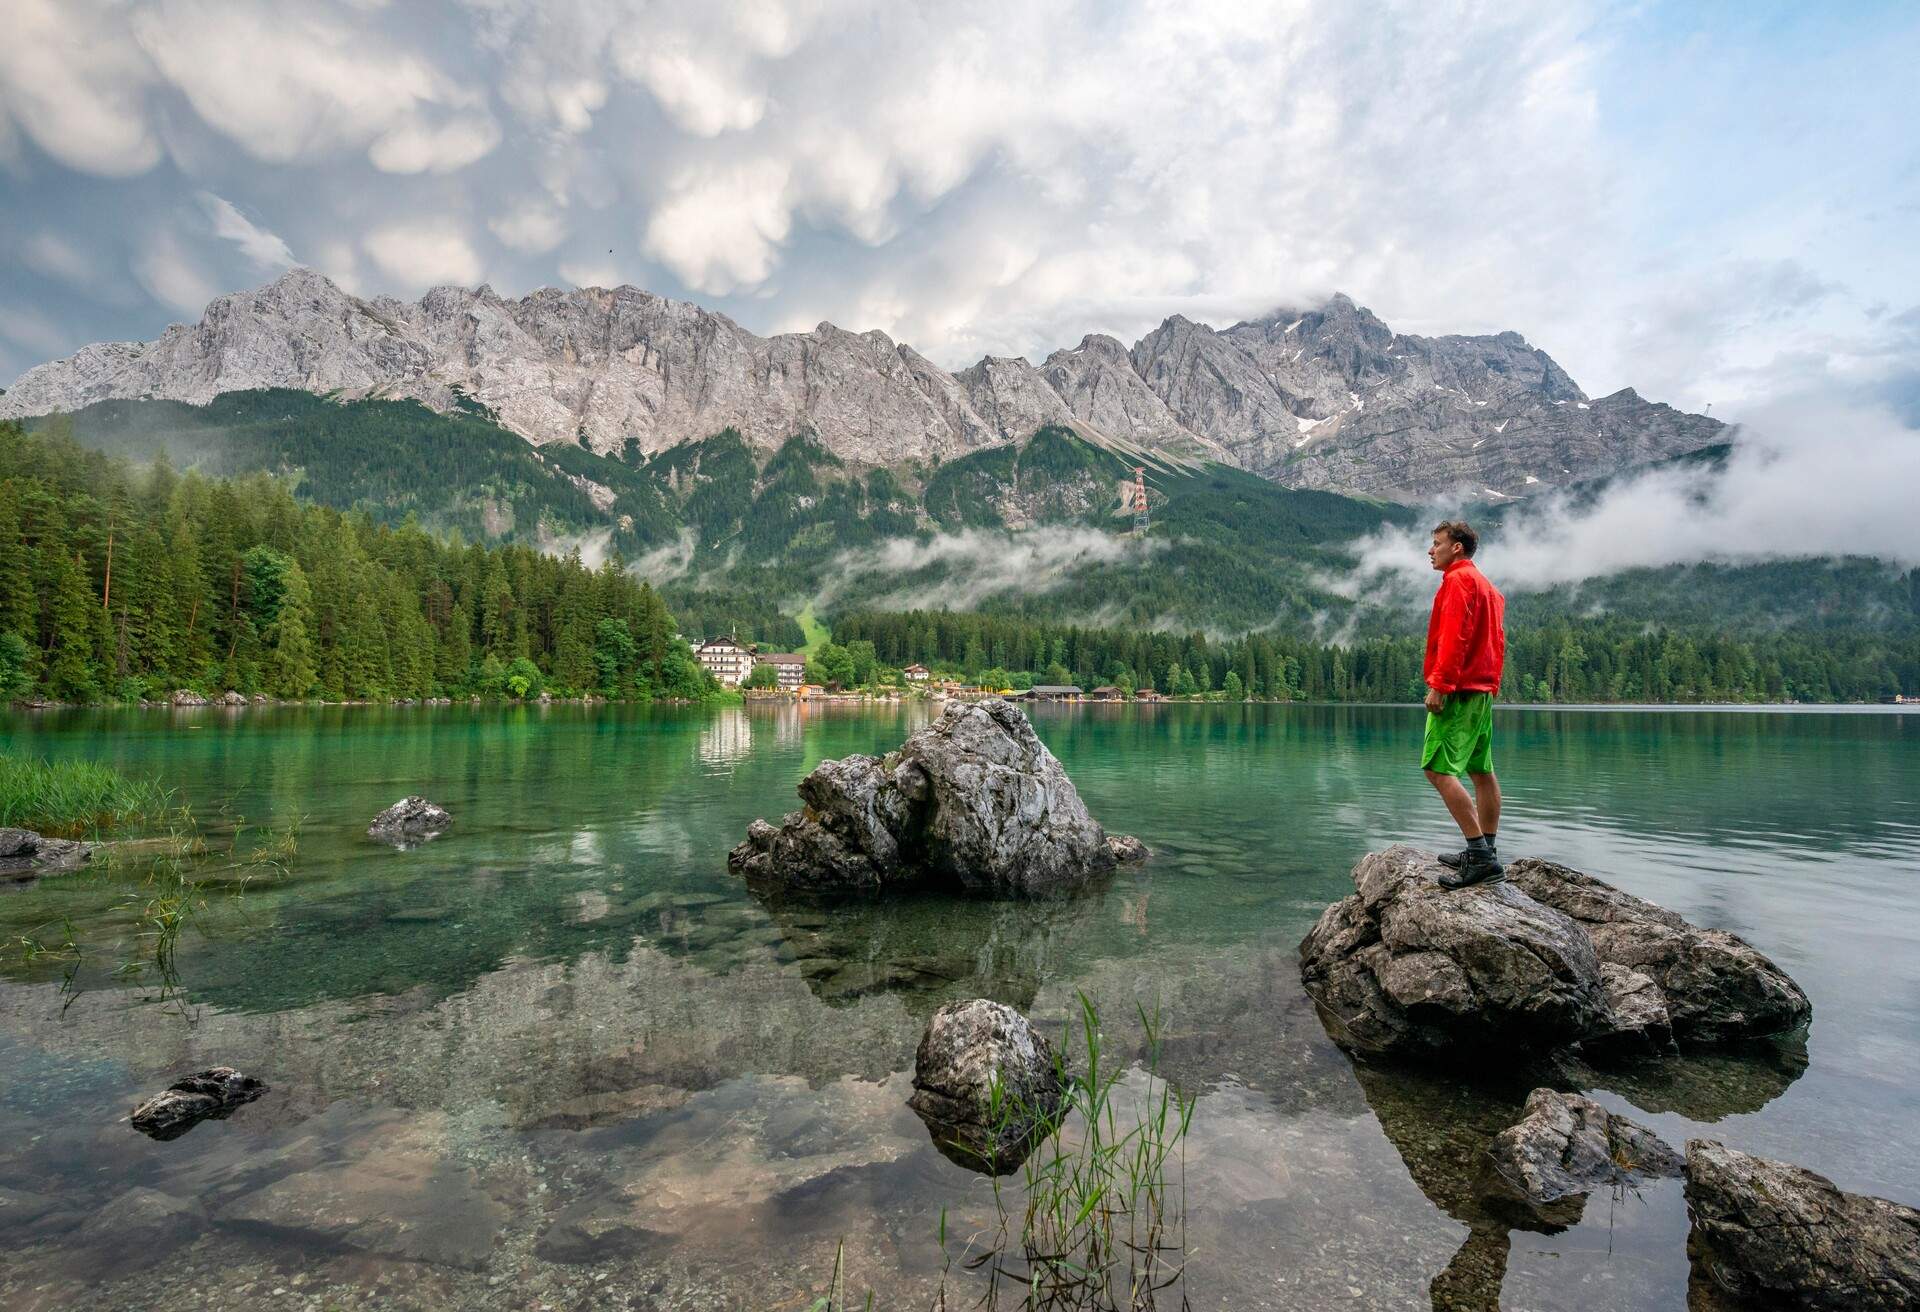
[1422,691,1494,776]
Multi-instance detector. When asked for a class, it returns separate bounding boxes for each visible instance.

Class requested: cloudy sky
[2,0,1915,420]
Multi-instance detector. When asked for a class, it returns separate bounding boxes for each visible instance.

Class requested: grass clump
[946,995,1196,1311]
[0,752,170,835]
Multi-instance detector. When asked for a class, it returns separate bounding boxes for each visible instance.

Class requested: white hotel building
[694,637,755,687]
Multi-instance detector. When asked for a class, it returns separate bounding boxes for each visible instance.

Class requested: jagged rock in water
[1583,962,1678,1058]
[367,795,452,847]
[0,268,1723,501]
[0,828,92,882]
[1301,849,1813,1061]
[1105,833,1152,863]
[170,688,208,707]
[1684,1139,1920,1311]
[728,698,1136,897]
[218,690,247,706]
[1485,1089,1682,1206]
[1507,858,1811,1042]
[129,1068,268,1141]
[1297,846,1608,1057]
[908,999,1067,1174]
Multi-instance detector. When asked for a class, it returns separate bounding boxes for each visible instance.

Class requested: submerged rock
[221,1150,508,1269]
[367,795,452,847]
[1298,846,1608,1057]
[130,1067,268,1140]
[908,998,1068,1173]
[1486,1089,1682,1205]
[1508,858,1811,1042]
[71,1187,205,1274]
[729,698,1140,897]
[1684,1139,1920,1311]
[0,829,90,882]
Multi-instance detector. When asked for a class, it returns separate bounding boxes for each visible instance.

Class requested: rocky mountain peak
[1,274,1724,503]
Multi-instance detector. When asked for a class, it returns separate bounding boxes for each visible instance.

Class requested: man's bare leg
[1469,771,1500,840]
[1425,769,1483,840]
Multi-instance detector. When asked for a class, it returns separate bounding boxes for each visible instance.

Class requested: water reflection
[0,702,1913,1310]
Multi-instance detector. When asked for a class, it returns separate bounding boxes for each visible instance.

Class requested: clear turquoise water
[0,702,1915,1309]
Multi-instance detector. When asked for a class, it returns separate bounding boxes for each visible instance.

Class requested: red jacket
[1424,560,1505,694]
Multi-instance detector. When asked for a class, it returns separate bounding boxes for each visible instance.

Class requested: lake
[2,702,1916,1310]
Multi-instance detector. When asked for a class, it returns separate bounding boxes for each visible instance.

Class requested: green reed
[0,752,171,835]
[945,993,1196,1312]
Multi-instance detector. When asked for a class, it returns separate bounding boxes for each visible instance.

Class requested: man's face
[1428,531,1460,571]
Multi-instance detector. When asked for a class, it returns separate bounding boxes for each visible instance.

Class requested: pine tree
[263,559,319,697]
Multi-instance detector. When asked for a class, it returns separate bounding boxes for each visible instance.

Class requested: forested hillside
[0,421,720,704]
[22,391,1920,695]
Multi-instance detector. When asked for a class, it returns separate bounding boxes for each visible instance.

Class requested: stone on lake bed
[1485,1088,1682,1206]
[220,1150,508,1269]
[1684,1139,1920,1311]
[130,1067,268,1141]
[908,998,1067,1174]
[729,698,1144,897]
[367,795,452,847]
[71,1187,205,1274]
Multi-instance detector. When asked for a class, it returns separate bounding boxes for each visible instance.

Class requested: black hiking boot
[1439,849,1505,890]
[1437,842,1498,870]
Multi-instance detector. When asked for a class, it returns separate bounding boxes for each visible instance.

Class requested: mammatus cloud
[1332,396,1920,600]
[815,526,1165,613]
[3,1,1913,410]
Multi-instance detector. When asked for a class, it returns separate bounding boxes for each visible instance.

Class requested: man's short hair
[1432,520,1478,557]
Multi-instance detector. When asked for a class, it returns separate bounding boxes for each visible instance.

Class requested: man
[1421,520,1507,889]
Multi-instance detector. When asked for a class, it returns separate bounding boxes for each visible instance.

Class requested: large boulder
[170,688,208,707]
[908,998,1068,1173]
[130,1067,268,1140]
[1685,1140,1920,1311]
[1485,1088,1682,1206]
[367,795,452,847]
[1298,846,1609,1057]
[729,699,1143,897]
[1507,858,1812,1042]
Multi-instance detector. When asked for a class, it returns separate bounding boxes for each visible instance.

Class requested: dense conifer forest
[0,421,721,704]
[831,609,1920,704]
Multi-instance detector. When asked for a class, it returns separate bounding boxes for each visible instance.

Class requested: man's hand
[1424,687,1445,714]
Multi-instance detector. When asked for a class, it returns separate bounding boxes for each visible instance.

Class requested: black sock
[1466,834,1491,852]
[1484,830,1497,849]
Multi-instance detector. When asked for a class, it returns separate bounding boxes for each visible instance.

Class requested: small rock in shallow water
[1485,1088,1682,1205]
[0,827,92,881]
[908,998,1067,1174]
[130,1067,268,1140]
[1685,1139,1920,1311]
[367,795,452,847]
